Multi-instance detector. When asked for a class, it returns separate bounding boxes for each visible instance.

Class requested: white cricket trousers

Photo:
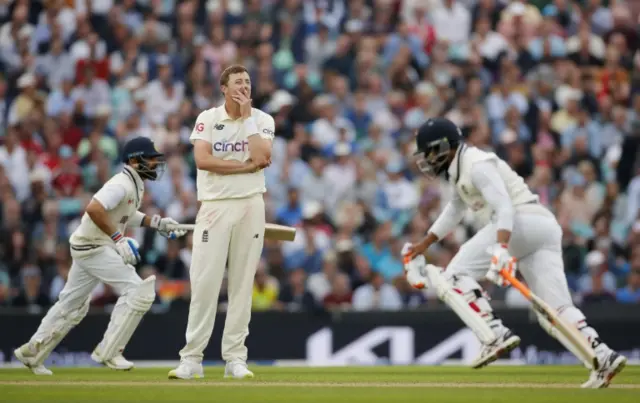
[55,247,142,312]
[179,193,265,364]
[447,203,573,309]
[31,246,142,343]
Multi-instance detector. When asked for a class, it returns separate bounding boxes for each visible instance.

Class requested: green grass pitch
[1,366,639,403]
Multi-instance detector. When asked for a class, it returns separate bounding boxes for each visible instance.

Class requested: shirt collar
[123,164,144,188]
[447,143,466,184]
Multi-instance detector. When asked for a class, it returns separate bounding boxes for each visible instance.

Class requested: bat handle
[499,268,531,299]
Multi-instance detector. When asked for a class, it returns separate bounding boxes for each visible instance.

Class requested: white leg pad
[426,265,498,345]
[29,297,91,365]
[96,276,156,360]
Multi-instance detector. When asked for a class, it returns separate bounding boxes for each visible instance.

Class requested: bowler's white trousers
[179,193,265,364]
[448,203,573,309]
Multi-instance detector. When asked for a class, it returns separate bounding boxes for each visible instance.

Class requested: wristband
[243,117,258,135]
[111,231,123,242]
[150,214,161,229]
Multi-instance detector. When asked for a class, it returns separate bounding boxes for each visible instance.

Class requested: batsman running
[169,64,274,380]
[14,137,187,375]
[403,117,626,388]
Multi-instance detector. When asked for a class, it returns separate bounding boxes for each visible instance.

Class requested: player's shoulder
[251,107,274,123]
[196,106,220,121]
[101,170,135,192]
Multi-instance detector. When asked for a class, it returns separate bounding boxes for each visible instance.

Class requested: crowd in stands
[1,0,640,314]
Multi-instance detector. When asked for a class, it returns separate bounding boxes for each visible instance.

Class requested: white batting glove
[486,243,517,287]
[150,215,187,239]
[402,242,428,289]
[115,237,141,265]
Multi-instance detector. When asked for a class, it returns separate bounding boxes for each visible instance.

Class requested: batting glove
[114,235,141,265]
[486,243,517,287]
[150,215,187,239]
[402,242,428,289]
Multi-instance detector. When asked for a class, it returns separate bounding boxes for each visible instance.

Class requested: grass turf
[1,366,639,403]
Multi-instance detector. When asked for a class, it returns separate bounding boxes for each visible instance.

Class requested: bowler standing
[169,65,274,379]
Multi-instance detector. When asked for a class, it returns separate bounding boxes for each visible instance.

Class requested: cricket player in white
[14,137,186,375]
[403,118,626,388]
[169,65,274,380]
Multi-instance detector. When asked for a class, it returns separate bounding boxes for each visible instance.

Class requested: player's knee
[125,275,156,312]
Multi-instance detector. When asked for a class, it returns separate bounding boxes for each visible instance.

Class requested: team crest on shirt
[214,124,225,130]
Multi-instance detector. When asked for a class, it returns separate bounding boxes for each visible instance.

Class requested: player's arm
[469,161,515,245]
[190,112,257,175]
[246,114,274,168]
[406,192,467,259]
[86,184,127,239]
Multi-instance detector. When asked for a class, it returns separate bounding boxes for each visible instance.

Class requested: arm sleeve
[255,113,275,141]
[127,211,146,227]
[93,184,127,210]
[470,160,515,232]
[428,192,467,240]
[189,111,213,144]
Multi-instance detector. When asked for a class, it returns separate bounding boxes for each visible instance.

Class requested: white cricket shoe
[91,348,135,371]
[581,350,627,389]
[224,361,254,379]
[168,360,204,380]
[14,344,53,376]
[471,329,521,369]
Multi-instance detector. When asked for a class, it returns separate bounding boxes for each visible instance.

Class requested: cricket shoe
[91,348,135,371]
[471,329,521,369]
[224,361,254,379]
[14,344,53,376]
[581,350,627,389]
[168,360,204,380]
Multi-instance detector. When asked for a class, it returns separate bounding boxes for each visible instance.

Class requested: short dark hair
[220,65,249,86]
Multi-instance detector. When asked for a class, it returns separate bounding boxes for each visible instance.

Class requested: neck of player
[225,100,242,120]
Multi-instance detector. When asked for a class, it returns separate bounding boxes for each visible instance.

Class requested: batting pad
[96,275,156,360]
[427,266,497,345]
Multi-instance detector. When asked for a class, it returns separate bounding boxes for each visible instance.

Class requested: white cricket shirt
[190,103,275,201]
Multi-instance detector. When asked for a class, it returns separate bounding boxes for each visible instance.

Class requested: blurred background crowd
[1,0,640,315]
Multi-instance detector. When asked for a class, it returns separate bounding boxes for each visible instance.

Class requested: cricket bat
[500,268,599,370]
[166,223,297,242]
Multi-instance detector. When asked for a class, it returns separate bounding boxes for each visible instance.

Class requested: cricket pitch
[1,365,639,402]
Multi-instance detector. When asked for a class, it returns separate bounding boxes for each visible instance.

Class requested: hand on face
[231,89,252,119]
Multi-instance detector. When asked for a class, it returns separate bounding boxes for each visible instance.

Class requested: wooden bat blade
[264,223,296,241]
[166,223,296,242]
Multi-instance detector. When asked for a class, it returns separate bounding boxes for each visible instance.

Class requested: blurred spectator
[307,251,338,304]
[252,260,279,311]
[12,265,50,311]
[579,250,617,303]
[352,271,402,311]
[275,268,317,312]
[323,272,352,311]
[154,239,188,280]
[616,269,640,304]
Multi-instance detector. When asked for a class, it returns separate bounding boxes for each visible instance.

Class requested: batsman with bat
[169,65,274,380]
[403,118,626,388]
[14,137,186,375]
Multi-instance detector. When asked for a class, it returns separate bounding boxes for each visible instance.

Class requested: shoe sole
[472,335,521,369]
[168,371,204,380]
[91,352,134,371]
[14,348,52,376]
[601,355,627,389]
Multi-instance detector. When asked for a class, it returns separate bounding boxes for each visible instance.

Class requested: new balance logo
[253,234,259,239]
[202,230,209,243]
[214,124,225,130]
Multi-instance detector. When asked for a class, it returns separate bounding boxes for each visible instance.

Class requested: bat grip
[499,268,531,299]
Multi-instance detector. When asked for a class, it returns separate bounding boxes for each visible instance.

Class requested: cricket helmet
[414,117,463,178]
[122,136,166,180]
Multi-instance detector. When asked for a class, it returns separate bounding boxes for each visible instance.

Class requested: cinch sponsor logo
[213,141,248,152]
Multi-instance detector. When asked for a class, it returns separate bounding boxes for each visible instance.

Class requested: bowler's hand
[231,90,252,120]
